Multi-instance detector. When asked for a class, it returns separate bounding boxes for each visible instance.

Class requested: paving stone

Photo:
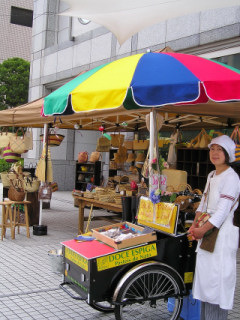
[0,188,239,319]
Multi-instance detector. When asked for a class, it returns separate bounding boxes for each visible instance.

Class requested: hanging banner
[149,173,166,192]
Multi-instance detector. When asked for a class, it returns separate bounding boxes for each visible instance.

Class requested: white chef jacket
[192,167,240,310]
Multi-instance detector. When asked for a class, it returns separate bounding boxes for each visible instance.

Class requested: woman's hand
[188,211,202,237]
[189,220,215,241]
[189,227,206,240]
[188,223,196,234]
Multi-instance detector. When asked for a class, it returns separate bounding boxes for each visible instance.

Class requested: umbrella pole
[149,110,155,195]
[33,123,48,236]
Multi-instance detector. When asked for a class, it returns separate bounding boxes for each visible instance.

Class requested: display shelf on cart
[176,148,214,191]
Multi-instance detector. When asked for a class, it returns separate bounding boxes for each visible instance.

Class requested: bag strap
[15,127,25,138]
[230,126,239,143]
[237,127,240,143]
[203,171,215,210]
[231,197,239,212]
[0,127,9,136]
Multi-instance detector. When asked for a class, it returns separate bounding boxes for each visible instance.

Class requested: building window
[213,53,240,70]
[10,6,33,28]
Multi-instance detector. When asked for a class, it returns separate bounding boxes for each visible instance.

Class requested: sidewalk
[0,189,239,319]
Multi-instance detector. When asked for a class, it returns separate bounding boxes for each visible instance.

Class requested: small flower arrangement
[150,189,177,204]
[152,155,169,172]
[150,189,161,204]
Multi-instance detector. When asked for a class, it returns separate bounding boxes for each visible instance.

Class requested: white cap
[208,135,236,163]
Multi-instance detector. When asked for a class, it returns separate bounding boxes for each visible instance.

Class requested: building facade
[0,0,33,63]
[28,0,240,190]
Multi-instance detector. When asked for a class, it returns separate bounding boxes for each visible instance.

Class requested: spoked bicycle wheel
[90,301,114,313]
[114,265,183,320]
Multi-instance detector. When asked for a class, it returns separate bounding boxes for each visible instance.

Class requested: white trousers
[201,302,228,320]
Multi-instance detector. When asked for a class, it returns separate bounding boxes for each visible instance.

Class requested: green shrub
[0,158,24,173]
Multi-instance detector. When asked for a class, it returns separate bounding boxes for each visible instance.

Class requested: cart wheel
[114,265,183,320]
[91,301,114,313]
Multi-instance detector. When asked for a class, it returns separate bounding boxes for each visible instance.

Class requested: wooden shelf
[176,148,214,191]
[75,161,101,191]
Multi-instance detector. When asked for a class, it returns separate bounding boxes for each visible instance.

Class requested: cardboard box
[126,190,137,196]
[92,221,157,250]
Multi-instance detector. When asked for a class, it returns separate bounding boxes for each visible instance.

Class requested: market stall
[37,51,240,319]
[1,50,240,317]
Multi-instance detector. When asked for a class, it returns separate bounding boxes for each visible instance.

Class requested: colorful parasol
[43,52,240,117]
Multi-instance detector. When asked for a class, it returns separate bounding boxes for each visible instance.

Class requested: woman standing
[189,135,240,320]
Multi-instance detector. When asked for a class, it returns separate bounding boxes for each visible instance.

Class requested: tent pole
[39,123,48,226]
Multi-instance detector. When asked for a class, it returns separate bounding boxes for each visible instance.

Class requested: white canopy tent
[60,0,240,45]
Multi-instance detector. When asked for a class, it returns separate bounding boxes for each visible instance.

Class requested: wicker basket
[8,178,25,201]
[8,186,25,201]
[193,188,202,195]
[135,153,145,162]
[83,192,95,199]
[3,146,21,163]
[174,195,192,211]
[40,134,65,147]
[89,151,100,163]
[114,196,122,205]
[123,140,133,150]
[113,146,127,163]
[106,179,116,189]
[23,177,40,192]
[111,134,124,147]
[167,183,192,193]
[190,202,201,212]
[1,172,11,187]
[162,169,188,192]
[135,163,143,169]
[78,151,88,163]
[133,140,149,150]
[114,175,129,183]
[126,152,136,163]
[118,184,132,191]
[128,174,139,183]
[96,137,111,152]
[109,161,117,170]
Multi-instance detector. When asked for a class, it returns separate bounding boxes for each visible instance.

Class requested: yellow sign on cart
[97,243,157,271]
[184,272,193,283]
[65,247,88,271]
[137,197,179,235]
[137,197,154,222]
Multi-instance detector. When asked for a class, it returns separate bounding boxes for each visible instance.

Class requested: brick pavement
[0,189,239,320]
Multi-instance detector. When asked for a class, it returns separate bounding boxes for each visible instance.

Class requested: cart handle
[59,282,86,300]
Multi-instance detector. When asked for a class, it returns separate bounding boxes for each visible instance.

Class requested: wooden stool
[0,201,15,240]
[12,201,31,238]
[0,200,31,240]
